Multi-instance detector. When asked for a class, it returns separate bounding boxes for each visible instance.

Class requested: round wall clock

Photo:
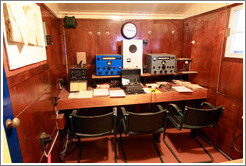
[121,22,137,39]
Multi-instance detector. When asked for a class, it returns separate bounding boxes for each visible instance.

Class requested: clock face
[122,22,137,39]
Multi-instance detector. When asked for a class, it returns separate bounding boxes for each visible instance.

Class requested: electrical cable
[233,133,243,153]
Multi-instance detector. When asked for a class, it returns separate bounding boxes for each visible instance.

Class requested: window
[224,5,244,58]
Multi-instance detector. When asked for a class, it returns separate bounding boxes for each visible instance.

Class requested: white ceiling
[44,3,233,19]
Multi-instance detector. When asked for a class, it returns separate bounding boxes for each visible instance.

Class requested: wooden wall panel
[64,19,183,84]
[39,4,66,96]
[3,3,64,163]
[218,61,243,99]
[183,4,243,159]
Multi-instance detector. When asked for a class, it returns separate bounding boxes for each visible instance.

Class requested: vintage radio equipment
[145,53,176,75]
[96,54,123,76]
[69,67,87,92]
[121,40,143,74]
[121,68,145,94]
[176,58,192,72]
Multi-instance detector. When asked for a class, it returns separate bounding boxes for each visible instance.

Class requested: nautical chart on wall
[3,2,47,70]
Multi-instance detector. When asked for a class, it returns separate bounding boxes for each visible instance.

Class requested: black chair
[119,105,168,163]
[164,102,224,163]
[69,107,117,163]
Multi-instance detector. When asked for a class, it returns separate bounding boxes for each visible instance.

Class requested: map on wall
[3,2,47,70]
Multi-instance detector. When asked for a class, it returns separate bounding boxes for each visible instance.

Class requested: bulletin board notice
[3,2,47,70]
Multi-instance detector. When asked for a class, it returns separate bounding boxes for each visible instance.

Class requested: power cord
[233,133,243,153]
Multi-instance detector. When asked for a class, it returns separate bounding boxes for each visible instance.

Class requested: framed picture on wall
[3,2,47,70]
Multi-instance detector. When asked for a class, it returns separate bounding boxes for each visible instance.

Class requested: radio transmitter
[69,67,87,92]
[96,54,123,76]
[121,40,143,74]
[145,53,176,74]
[176,58,192,72]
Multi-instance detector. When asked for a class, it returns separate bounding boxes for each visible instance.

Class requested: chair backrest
[183,106,224,128]
[70,110,116,137]
[127,109,166,133]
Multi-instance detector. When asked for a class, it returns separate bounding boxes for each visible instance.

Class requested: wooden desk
[56,87,208,111]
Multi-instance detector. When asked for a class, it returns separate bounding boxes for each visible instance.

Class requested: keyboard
[124,84,145,94]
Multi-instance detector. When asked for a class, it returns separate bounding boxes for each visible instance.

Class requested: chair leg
[162,132,214,163]
[78,137,82,163]
[197,133,233,161]
[114,133,117,163]
[152,139,164,163]
[119,125,127,163]
[193,136,214,163]
[162,134,182,163]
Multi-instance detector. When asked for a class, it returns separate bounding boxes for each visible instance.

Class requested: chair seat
[75,130,114,137]
[129,127,164,136]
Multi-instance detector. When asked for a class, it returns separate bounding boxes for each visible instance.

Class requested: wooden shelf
[92,74,120,79]
[92,71,198,79]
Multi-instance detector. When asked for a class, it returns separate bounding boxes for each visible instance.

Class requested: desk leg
[93,79,96,88]
[135,104,140,113]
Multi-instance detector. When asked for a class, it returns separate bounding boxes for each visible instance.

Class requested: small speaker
[64,16,77,28]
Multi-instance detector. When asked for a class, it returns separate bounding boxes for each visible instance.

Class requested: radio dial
[97,67,100,70]
[97,57,100,61]
[106,71,109,74]
[160,70,163,74]
[108,66,111,70]
[103,67,106,69]
[154,71,157,74]
[113,66,115,69]
[99,71,102,74]
[161,60,166,65]
[162,66,166,70]
[107,61,112,66]
[110,71,114,74]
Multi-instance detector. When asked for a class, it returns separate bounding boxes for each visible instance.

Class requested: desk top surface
[56,86,208,110]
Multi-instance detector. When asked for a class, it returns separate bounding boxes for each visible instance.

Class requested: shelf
[92,71,197,79]
[92,74,121,79]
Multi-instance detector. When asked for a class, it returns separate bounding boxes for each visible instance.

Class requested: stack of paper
[93,88,109,97]
[68,90,93,99]
[172,86,193,92]
[109,90,126,98]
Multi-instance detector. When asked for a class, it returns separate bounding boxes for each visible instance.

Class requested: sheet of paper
[93,88,109,96]
[109,90,126,97]
[172,86,193,92]
[68,90,93,99]
[68,92,80,99]
[156,81,168,85]
[143,88,161,94]
[122,78,130,85]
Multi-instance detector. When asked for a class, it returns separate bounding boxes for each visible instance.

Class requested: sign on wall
[3,2,47,70]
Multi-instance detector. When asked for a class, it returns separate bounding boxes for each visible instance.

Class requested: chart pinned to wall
[3,2,47,70]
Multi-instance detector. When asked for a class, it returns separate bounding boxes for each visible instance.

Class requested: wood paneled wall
[182,5,243,159]
[64,19,183,83]
[3,4,65,163]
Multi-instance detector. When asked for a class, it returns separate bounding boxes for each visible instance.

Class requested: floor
[62,128,230,163]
